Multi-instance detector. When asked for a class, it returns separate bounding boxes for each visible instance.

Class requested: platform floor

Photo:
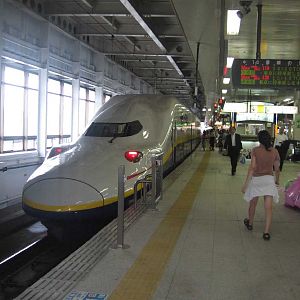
[69,149,300,300]
[37,150,300,299]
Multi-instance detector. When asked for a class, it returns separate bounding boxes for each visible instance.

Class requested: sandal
[243,218,253,231]
[263,233,271,241]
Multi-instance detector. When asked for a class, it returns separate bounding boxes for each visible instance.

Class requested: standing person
[242,130,280,241]
[217,130,224,153]
[209,129,215,151]
[201,130,206,151]
[224,126,242,175]
[274,128,288,171]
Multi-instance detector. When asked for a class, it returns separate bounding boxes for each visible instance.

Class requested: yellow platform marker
[109,152,210,300]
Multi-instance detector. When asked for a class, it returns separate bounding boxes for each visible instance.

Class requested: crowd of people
[200,126,289,241]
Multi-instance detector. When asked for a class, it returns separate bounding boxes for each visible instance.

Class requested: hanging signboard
[232,59,300,88]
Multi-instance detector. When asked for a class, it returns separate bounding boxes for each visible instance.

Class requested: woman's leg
[264,195,273,233]
[248,197,259,225]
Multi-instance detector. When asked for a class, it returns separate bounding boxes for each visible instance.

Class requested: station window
[78,86,96,134]
[104,93,112,103]
[0,66,39,153]
[46,79,72,148]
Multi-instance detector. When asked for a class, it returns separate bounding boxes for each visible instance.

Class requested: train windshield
[84,120,143,137]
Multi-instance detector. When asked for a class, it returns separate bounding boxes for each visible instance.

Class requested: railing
[115,153,164,248]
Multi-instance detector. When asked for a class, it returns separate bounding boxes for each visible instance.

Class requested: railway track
[0,227,83,300]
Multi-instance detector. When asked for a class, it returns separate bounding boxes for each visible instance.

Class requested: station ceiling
[19,0,300,109]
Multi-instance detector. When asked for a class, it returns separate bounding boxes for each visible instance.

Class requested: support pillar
[95,70,104,110]
[95,86,104,109]
[72,78,80,140]
[293,90,300,140]
[37,22,49,158]
[38,68,48,158]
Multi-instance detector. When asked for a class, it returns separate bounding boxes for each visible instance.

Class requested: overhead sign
[265,106,298,114]
[223,102,298,114]
[232,59,300,88]
[236,113,273,122]
[223,102,247,112]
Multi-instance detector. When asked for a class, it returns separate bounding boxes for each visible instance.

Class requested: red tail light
[47,145,70,159]
[124,151,143,163]
[55,148,63,154]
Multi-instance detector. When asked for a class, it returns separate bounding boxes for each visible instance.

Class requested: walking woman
[241,130,280,240]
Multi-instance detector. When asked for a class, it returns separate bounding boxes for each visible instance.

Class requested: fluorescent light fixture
[223,78,230,84]
[222,89,228,94]
[227,10,241,35]
[283,98,291,102]
[202,108,207,111]
[226,57,234,68]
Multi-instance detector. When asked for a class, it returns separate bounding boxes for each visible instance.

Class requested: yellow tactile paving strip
[109,152,210,300]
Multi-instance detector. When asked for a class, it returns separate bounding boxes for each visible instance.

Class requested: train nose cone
[23,178,104,212]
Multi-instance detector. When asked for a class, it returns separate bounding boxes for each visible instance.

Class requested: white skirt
[244,175,279,203]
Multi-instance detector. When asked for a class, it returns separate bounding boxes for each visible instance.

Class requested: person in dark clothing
[274,128,288,171]
[209,129,215,151]
[224,126,243,175]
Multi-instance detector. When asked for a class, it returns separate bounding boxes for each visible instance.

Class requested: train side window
[84,120,142,137]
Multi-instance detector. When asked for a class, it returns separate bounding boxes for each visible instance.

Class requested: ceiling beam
[101,52,191,57]
[120,59,168,62]
[80,0,93,9]
[76,33,184,39]
[119,0,165,51]
[101,16,119,31]
[77,33,149,38]
[45,1,175,17]
[119,0,184,79]
[132,67,174,70]
[47,13,175,18]
[124,37,142,51]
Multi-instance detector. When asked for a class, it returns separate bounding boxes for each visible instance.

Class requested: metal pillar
[71,78,80,140]
[256,3,263,59]
[116,165,125,248]
[95,86,104,109]
[38,68,48,158]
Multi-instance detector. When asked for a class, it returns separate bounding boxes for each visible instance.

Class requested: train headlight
[124,151,143,163]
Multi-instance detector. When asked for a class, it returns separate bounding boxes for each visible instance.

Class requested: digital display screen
[232,59,300,88]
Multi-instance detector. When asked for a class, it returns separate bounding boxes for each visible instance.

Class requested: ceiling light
[223,78,230,84]
[222,89,228,94]
[227,10,241,35]
[226,57,234,68]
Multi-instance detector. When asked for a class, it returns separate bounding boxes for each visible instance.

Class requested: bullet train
[22,95,200,239]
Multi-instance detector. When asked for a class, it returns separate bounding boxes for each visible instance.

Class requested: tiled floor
[71,149,300,300]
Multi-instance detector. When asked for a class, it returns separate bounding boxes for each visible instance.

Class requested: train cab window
[84,120,142,137]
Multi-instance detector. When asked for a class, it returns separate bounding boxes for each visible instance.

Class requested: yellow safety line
[109,151,210,300]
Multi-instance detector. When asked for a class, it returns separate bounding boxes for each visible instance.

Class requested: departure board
[232,59,300,88]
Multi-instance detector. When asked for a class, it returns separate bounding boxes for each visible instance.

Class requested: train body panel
[22,95,200,238]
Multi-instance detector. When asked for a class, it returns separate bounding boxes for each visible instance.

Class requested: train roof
[92,94,184,124]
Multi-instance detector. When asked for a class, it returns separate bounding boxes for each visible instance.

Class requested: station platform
[18,149,300,300]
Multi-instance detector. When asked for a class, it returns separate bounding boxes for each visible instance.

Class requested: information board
[232,59,300,88]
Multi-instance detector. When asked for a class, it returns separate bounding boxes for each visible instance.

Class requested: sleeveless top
[252,145,280,177]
